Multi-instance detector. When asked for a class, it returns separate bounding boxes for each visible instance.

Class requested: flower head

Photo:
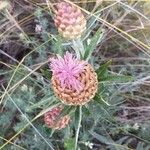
[44,106,70,130]
[50,54,98,105]
[50,52,85,92]
[54,2,86,39]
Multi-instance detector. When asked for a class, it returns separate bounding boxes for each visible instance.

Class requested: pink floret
[49,52,85,92]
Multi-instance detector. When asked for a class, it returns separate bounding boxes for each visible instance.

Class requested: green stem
[72,38,85,59]
[75,106,82,150]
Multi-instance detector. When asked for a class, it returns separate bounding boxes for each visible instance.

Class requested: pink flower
[49,52,85,92]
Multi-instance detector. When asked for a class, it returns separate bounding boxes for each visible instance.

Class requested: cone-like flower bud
[49,52,98,105]
[54,2,86,40]
[44,106,70,130]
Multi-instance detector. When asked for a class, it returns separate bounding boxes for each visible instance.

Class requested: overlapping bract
[44,106,70,130]
[54,2,86,39]
[50,52,98,105]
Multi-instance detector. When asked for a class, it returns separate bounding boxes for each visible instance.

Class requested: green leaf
[93,93,110,106]
[26,97,55,111]
[116,136,128,145]
[84,28,103,60]
[101,75,132,83]
[64,138,75,150]
[136,142,144,150]
[96,60,112,81]
[82,106,90,116]
[89,131,112,144]
[40,69,52,80]
[89,131,126,150]
[52,35,63,56]
[96,61,132,83]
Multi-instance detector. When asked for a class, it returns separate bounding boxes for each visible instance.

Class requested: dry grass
[0,0,150,149]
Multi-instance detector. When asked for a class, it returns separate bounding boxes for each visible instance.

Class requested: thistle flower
[49,52,98,105]
[50,52,85,92]
[44,106,70,130]
[54,2,86,40]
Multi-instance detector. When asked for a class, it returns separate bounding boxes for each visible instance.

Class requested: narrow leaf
[26,97,55,111]
[93,93,110,106]
[84,28,103,60]
[89,131,112,144]
[64,138,75,150]
[96,60,112,81]
[101,75,132,82]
